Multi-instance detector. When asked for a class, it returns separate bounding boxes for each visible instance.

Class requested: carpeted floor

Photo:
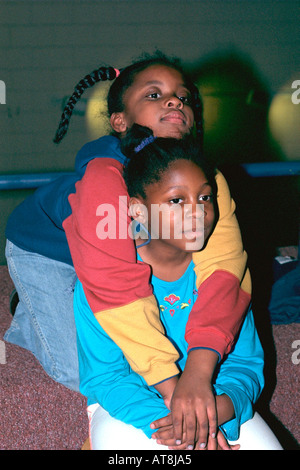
[0,266,87,450]
[0,265,299,450]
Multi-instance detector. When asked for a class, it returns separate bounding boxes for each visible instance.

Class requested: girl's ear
[129,197,148,225]
[110,112,127,135]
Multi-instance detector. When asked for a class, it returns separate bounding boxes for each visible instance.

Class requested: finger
[168,443,190,450]
[167,429,188,450]
[151,425,174,440]
[207,403,218,440]
[184,412,197,450]
[156,438,187,450]
[150,413,172,430]
[195,410,209,450]
[206,434,217,450]
[216,430,240,451]
[217,432,231,450]
[158,436,188,450]
[170,409,184,445]
[230,444,240,451]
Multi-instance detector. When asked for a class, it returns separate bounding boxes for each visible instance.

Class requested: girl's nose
[166,95,183,108]
[184,202,205,219]
[192,203,206,218]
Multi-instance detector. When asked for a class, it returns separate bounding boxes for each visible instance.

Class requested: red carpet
[0,265,299,450]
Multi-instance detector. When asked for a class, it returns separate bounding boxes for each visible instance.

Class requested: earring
[136,223,151,248]
[132,220,151,248]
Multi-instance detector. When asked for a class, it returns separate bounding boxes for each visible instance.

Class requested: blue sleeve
[74,281,168,439]
[213,309,265,441]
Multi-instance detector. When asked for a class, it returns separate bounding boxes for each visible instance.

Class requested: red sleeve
[185,271,251,358]
[63,157,153,312]
[64,157,180,385]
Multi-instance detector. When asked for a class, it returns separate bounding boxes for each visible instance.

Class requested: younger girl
[5,53,250,409]
[74,125,281,450]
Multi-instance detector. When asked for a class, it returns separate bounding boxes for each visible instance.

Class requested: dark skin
[110,64,239,450]
[150,357,238,450]
[130,160,239,450]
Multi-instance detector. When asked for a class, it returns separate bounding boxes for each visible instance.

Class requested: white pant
[87,404,283,451]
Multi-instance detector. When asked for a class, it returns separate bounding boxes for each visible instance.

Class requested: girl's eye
[199,194,213,203]
[147,92,161,99]
[178,95,190,104]
[169,198,183,204]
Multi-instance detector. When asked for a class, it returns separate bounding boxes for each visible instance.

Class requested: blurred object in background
[269,76,300,162]
[189,50,272,167]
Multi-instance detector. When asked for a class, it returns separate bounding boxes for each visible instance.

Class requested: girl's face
[111,65,194,139]
[133,160,215,254]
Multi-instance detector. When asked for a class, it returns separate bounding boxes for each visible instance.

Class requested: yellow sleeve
[95,295,180,386]
[192,171,251,294]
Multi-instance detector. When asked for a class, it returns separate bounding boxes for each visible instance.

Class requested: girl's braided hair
[121,123,216,201]
[53,51,203,146]
[53,67,117,143]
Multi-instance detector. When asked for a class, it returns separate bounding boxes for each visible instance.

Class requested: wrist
[154,375,178,397]
[215,394,235,426]
[184,348,219,380]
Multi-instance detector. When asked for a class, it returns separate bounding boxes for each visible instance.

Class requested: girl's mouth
[161,110,186,124]
[183,230,203,240]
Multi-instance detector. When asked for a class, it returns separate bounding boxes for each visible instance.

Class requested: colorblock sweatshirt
[6,135,251,386]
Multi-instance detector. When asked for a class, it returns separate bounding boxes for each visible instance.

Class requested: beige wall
[0,0,299,264]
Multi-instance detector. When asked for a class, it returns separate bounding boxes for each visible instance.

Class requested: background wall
[0,0,299,264]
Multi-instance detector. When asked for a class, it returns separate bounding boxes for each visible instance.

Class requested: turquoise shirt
[74,256,264,441]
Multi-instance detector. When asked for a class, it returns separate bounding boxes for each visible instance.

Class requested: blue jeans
[4,240,80,391]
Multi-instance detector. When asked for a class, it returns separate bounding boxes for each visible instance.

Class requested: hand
[150,414,188,450]
[170,372,217,449]
[151,416,240,451]
[215,431,240,451]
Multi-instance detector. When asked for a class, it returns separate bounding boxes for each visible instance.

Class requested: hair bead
[134,135,156,153]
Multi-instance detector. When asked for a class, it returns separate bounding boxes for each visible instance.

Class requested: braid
[53,66,118,144]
